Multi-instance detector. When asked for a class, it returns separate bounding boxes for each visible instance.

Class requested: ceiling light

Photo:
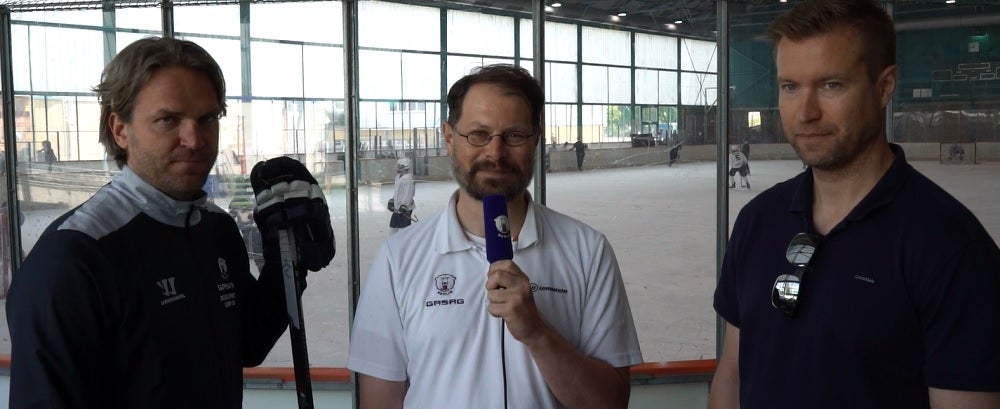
[665,23,677,30]
[674,20,683,24]
[545,6,554,12]
[946,0,956,3]
[617,12,627,17]
[551,2,562,6]
[610,15,621,22]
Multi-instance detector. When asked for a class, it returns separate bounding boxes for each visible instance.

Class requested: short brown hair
[93,37,227,168]
[768,0,895,80]
[446,64,544,135]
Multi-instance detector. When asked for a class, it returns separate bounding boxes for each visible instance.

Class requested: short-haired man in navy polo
[709,1,1000,408]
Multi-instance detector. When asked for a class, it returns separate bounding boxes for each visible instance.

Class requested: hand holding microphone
[483,195,544,343]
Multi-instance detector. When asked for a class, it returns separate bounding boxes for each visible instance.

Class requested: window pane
[174,4,240,37]
[251,2,343,44]
[520,20,577,62]
[448,10,514,57]
[659,71,679,105]
[16,26,103,93]
[636,69,658,105]
[582,65,609,104]
[681,38,717,72]
[546,62,577,103]
[304,45,345,99]
[402,53,440,100]
[608,67,631,104]
[636,33,677,69]
[581,26,630,65]
[251,42,303,98]
[115,7,162,32]
[360,50,402,100]
[681,72,717,106]
[361,1,439,52]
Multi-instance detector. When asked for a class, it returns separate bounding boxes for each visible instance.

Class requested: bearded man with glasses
[348,64,642,409]
[710,1,1000,408]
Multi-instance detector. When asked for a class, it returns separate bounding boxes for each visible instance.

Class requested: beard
[451,155,533,201]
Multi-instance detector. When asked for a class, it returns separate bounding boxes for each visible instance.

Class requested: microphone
[483,194,513,263]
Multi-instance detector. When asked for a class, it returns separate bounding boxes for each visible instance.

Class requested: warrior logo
[435,274,456,295]
[156,277,187,305]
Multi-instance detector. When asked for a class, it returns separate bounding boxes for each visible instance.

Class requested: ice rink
[2,158,998,368]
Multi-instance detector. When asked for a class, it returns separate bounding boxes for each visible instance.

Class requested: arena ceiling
[0,0,998,39]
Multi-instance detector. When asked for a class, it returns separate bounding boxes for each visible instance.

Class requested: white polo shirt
[348,192,643,408]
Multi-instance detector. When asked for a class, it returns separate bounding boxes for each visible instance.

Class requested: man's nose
[178,119,207,149]
[481,134,508,159]
[797,91,821,123]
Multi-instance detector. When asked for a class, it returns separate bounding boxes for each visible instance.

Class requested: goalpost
[939,142,977,164]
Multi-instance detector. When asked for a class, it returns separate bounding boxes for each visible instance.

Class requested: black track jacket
[6,166,289,408]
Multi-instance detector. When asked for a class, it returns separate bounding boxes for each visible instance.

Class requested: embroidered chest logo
[156,277,187,305]
[426,274,464,307]
[435,274,456,295]
[217,257,237,308]
[218,257,230,280]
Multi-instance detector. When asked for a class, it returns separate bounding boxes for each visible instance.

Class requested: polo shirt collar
[789,143,910,232]
[435,190,540,255]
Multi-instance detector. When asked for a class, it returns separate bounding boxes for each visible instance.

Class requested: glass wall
[3,0,995,382]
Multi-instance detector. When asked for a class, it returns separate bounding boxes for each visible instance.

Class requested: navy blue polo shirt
[715,144,1000,408]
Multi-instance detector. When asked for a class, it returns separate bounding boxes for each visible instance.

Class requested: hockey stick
[278,229,314,409]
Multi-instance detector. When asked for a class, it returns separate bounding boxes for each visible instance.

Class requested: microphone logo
[491,215,511,239]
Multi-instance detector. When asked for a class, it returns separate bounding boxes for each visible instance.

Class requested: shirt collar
[435,190,540,255]
[789,143,910,232]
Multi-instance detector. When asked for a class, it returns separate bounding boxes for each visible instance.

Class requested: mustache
[470,159,517,174]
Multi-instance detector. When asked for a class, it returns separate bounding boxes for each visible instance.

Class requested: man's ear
[109,112,129,150]
[442,121,454,156]
[878,65,898,109]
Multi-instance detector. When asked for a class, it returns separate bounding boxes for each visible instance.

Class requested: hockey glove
[250,157,336,274]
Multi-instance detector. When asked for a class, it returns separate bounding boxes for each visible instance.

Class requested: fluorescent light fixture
[610,15,621,22]
[946,0,956,3]
[674,20,683,24]
[551,2,562,6]
[617,12,627,17]
[545,5,554,12]
[665,23,677,30]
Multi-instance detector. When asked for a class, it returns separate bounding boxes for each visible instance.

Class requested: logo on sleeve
[156,277,187,305]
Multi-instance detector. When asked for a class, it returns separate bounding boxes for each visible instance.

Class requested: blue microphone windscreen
[483,195,513,263]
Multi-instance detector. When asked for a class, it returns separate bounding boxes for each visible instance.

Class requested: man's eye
[470,130,491,139]
[823,82,841,90]
[200,114,221,125]
[156,116,178,125]
[506,132,527,141]
[779,84,797,92]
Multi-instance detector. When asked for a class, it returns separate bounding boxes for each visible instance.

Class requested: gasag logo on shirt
[426,273,464,307]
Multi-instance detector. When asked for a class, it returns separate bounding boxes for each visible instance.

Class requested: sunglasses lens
[772,273,801,315]
[786,233,819,265]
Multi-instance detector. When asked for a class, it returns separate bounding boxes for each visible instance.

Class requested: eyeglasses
[453,127,534,147]
[771,232,821,317]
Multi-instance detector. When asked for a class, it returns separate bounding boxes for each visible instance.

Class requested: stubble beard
[793,126,881,172]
